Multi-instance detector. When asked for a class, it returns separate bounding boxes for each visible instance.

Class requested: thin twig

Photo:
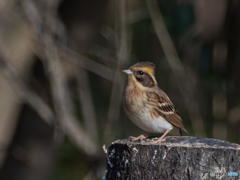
[59,45,115,82]
[0,53,54,124]
[43,33,99,156]
[32,22,100,141]
[104,0,130,141]
[21,0,99,155]
[146,0,205,136]
[21,0,114,82]
[77,69,98,142]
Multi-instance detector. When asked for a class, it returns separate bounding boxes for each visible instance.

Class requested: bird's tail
[179,127,189,136]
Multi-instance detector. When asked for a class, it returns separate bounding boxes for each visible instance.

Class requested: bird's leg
[151,130,171,144]
[130,134,148,141]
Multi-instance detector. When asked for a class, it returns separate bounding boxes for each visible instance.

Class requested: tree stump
[106,136,240,180]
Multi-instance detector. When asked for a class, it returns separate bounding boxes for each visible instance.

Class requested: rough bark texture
[106,136,240,180]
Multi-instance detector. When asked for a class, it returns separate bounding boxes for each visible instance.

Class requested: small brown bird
[123,61,187,143]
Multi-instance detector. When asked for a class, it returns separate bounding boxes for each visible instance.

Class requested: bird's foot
[150,137,166,144]
[149,129,171,144]
[130,134,148,141]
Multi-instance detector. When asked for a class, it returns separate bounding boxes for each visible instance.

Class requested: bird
[123,61,188,143]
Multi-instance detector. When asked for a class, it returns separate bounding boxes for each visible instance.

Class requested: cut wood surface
[106,136,240,180]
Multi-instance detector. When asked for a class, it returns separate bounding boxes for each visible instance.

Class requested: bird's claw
[130,134,148,141]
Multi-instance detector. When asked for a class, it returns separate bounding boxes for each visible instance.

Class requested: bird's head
[123,61,157,88]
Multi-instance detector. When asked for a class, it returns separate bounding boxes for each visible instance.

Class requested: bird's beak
[122,69,133,75]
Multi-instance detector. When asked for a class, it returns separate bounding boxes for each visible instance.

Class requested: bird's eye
[137,71,144,75]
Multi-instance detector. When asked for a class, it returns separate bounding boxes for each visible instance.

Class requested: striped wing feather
[146,91,187,132]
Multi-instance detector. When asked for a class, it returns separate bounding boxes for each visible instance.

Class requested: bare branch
[21,0,99,155]
[77,69,98,142]
[59,45,115,82]
[146,0,205,136]
[0,52,54,124]
[104,0,131,141]
[21,0,114,82]
[0,47,98,156]
[43,34,99,156]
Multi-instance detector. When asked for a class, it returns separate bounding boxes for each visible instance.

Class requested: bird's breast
[124,87,173,133]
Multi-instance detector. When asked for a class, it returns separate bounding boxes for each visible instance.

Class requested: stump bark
[106,136,240,180]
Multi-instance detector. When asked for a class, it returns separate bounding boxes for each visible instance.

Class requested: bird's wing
[146,90,187,132]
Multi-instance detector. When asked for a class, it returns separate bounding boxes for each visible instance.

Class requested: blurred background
[0,0,239,179]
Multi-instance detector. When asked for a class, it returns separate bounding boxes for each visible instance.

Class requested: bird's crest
[130,61,156,75]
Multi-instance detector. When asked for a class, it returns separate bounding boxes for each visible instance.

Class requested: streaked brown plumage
[123,61,187,143]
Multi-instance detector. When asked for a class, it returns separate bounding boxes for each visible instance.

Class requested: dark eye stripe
[136,77,143,82]
[134,71,155,87]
